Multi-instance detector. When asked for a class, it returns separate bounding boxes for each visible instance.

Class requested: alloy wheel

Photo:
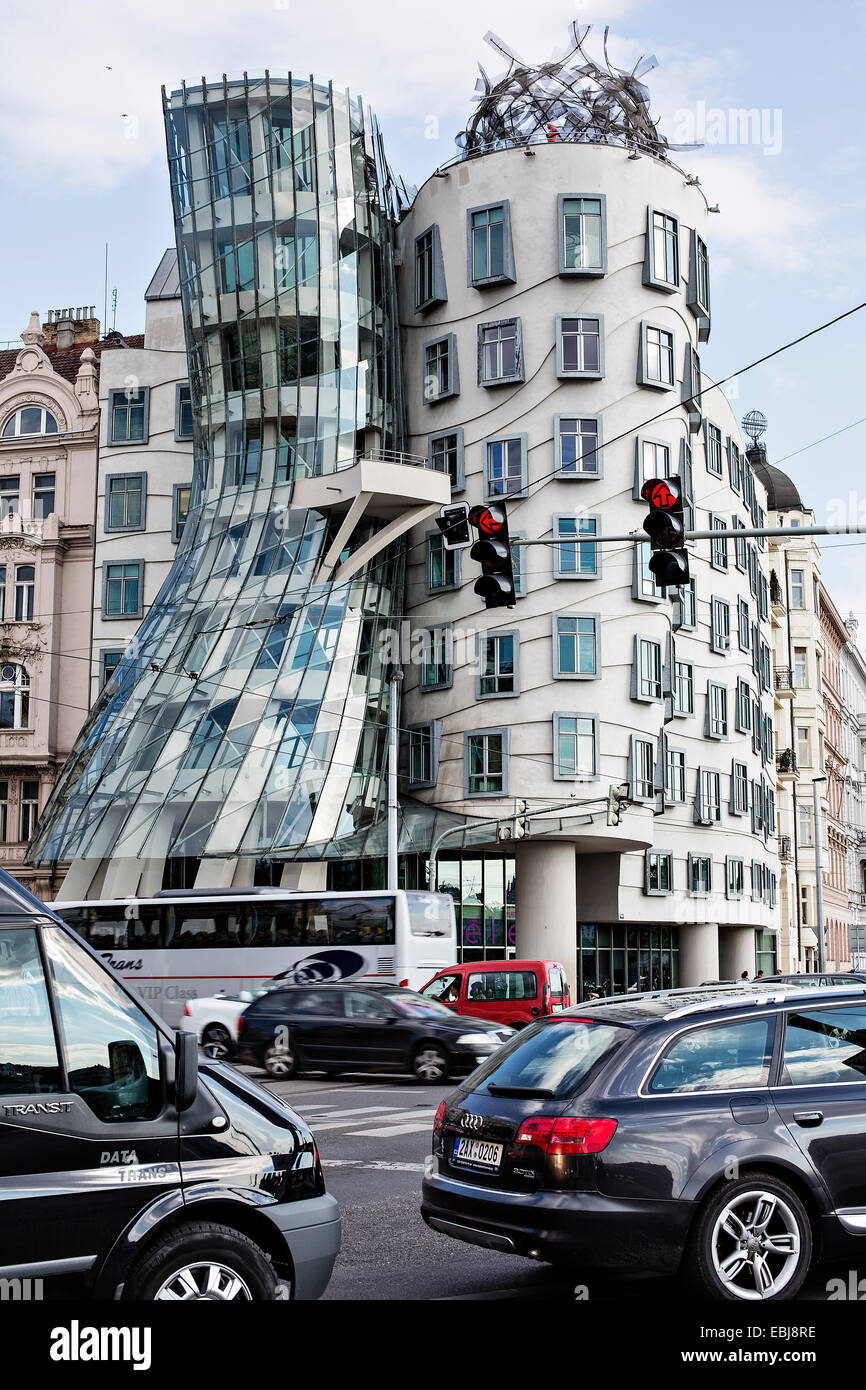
[710,1189,801,1299]
[414,1047,447,1082]
[154,1262,253,1301]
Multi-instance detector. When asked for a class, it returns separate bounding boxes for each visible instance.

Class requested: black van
[0,868,340,1300]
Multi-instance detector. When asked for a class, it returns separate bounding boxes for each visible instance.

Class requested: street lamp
[812,777,827,972]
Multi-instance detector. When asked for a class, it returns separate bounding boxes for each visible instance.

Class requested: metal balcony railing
[770,573,785,609]
[780,835,792,862]
[775,668,794,692]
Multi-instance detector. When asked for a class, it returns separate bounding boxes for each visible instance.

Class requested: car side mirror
[175,1030,199,1112]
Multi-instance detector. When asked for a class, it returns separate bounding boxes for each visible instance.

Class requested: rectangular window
[645,851,673,895]
[732,517,747,572]
[553,713,598,780]
[710,596,730,653]
[797,726,811,768]
[0,779,6,841]
[556,415,601,477]
[674,660,694,716]
[103,561,143,619]
[423,334,459,403]
[634,541,666,602]
[419,627,452,691]
[554,613,599,678]
[638,323,675,388]
[109,387,149,444]
[276,227,318,289]
[173,484,191,544]
[468,203,515,286]
[689,853,712,896]
[559,194,606,274]
[479,319,523,385]
[557,315,604,378]
[100,649,124,688]
[0,566,6,620]
[13,565,34,621]
[707,682,728,738]
[408,723,439,788]
[20,780,39,843]
[477,631,518,698]
[32,473,55,520]
[704,422,723,476]
[738,598,751,652]
[731,761,749,815]
[674,577,697,629]
[634,437,672,497]
[727,438,741,494]
[636,638,663,701]
[415,224,446,310]
[790,568,806,609]
[631,737,655,800]
[710,515,728,571]
[216,232,255,292]
[726,857,744,900]
[485,435,526,499]
[665,747,686,803]
[106,474,144,530]
[428,430,464,491]
[465,729,508,796]
[793,647,808,688]
[175,384,194,440]
[690,231,710,314]
[426,534,459,593]
[0,477,19,520]
[735,679,752,734]
[555,515,599,579]
[698,767,722,824]
[645,207,680,290]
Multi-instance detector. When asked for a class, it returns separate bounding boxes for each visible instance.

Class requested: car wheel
[687,1172,812,1301]
[263,1038,298,1078]
[412,1043,449,1083]
[124,1222,279,1301]
[201,1023,233,1060]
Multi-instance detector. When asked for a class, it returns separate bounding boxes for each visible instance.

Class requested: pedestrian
[740,971,749,980]
[753,969,764,980]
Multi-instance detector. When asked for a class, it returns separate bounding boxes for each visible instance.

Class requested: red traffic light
[640,479,679,510]
[468,504,506,538]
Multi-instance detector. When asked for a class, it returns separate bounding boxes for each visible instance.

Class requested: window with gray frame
[173,484,191,544]
[688,853,712,895]
[727,437,741,493]
[423,334,459,403]
[415,224,446,311]
[673,577,697,630]
[426,533,460,593]
[419,626,452,691]
[710,596,730,654]
[100,649,124,688]
[637,322,675,389]
[478,319,523,386]
[557,415,601,478]
[665,745,686,803]
[465,728,509,796]
[710,514,728,571]
[674,659,694,716]
[467,204,515,286]
[428,430,464,491]
[687,229,711,339]
[485,434,527,499]
[109,387,149,445]
[633,637,663,702]
[737,598,751,651]
[103,560,143,619]
[553,613,599,678]
[408,722,440,788]
[634,436,672,497]
[558,194,607,275]
[645,850,673,895]
[630,735,655,800]
[696,766,722,824]
[726,856,744,899]
[704,421,723,477]
[706,682,728,739]
[557,314,604,378]
[477,630,518,698]
[175,383,194,440]
[553,712,598,780]
[105,474,145,531]
[511,533,526,598]
[735,680,752,734]
[644,207,680,291]
[554,515,599,579]
[634,541,666,602]
[682,344,702,430]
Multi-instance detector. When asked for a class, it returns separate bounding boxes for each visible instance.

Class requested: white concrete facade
[397,142,779,992]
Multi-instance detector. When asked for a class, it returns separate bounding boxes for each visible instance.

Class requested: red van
[418,959,570,1029]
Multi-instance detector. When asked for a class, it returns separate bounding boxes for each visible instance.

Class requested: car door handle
[793,1110,824,1127]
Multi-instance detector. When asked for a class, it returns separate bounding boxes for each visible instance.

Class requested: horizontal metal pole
[513,524,862,546]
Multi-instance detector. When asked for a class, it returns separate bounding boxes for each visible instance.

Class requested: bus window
[406,893,453,938]
[314,897,395,946]
[250,902,304,947]
[57,904,165,951]
[167,903,251,948]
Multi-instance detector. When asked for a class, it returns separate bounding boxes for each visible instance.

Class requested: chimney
[55,316,75,349]
[42,306,101,349]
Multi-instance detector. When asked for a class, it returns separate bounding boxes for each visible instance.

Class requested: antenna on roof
[103,243,109,333]
[111,286,117,332]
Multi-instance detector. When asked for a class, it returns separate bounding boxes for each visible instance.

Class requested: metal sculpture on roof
[456,24,686,158]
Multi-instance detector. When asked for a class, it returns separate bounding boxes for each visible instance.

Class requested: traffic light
[497,799,528,842]
[468,503,516,610]
[435,502,472,550]
[607,783,630,827]
[640,476,690,588]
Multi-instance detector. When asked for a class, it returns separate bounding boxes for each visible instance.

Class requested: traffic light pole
[512,524,866,546]
[427,795,608,888]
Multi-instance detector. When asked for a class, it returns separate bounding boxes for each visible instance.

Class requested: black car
[237,983,514,1082]
[422,981,866,1300]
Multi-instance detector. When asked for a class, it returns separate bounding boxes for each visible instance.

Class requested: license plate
[452,1136,503,1170]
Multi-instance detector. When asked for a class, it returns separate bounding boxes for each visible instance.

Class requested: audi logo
[461,1113,483,1132]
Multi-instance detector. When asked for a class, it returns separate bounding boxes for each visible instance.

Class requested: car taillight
[398,979,410,988]
[433,1101,446,1137]
[236,1015,245,1036]
[515,1116,617,1155]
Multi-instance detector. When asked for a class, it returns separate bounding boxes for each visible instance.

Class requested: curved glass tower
[30,75,416,873]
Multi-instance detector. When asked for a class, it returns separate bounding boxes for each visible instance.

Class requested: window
[644,207,680,291]
[407,722,440,789]
[799,804,814,847]
[109,387,149,444]
[105,474,145,531]
[485,434,527,499]
[227,422,262,487]
[630,735,655,800]
[185,697,237,770]
[645,851,673,895]
[0,928,61,1096]
[556,415,601,478]
[634,637,663,702]
[19,779,39,841]
[558,194,606,275]
[696,767,722,824]
[276,226,318,289]
[709,515,728,571]
[648,1018,773,1095]
[688,853,713,896]
[1,407,59,439]
[797,726,811,768]
[665,746,686,803]
[793,647,808,689]
[423,334,459,403]
[477,631,518,698]
[724,857,744,900]
[790,569,806,609]
[683,345,702,428]
[674,660,694,717]
[553,713,598,780]
[687,229,711,337]
[43,927,162,1122]
[732,517,747,573]
[554,515,599,579]
[0,566,5,619]
[704,421,723,476]
[710,596,730,653]
[426,533,459,593]
[173,484,191,544]
[175,384,194,440]
[414,224,446,310]
[707,682,728,739]
[465,729,508,796]
[511,533,526,598]
[0,779,7,840]
[633,436,672,498]
[13,565,34,621]
[216,232,255,292]
[738,598,751,652]
[478,319,523,385]
[428,430,465,491]
[103,561,143,619]
[32,473,55,520]
[468,203,515,286]
[727,438,741,494]
[735,679,752,734]
[419,626,452,692]
[673,577,697,630]
[100,650,124,688]
[554,613,599,678]
[637,323,675,388]
[781,1007,866,1086]
[634,542,666,602]
[0,665,30,729]
[731,761,749,816]
[557,315,604,378]
[0,477,19,520]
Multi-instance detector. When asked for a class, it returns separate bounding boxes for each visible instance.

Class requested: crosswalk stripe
[310,1107,435,1133]
[348,1120,434,1137]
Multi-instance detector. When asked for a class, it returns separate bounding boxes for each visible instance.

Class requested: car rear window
[469,1019,624,1097]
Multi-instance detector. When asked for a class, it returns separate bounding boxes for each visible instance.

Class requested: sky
[2,0,864,614]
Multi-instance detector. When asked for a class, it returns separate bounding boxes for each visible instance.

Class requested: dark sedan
[236,983,515,1082]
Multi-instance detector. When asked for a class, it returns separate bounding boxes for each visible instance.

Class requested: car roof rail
[667,983,866,1018]
[577,982,866,1019]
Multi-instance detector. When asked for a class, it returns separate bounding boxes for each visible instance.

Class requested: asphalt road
[237,1064,859,1303]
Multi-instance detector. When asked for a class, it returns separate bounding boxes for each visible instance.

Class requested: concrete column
[718,924,756,981]
[515,841,577,995]
[678,921,720,986]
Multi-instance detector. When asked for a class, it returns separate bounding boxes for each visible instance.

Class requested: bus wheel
[263,1040,297,1078]
[412,1044,449,1083]
[201,1024,233,1059]
[125,1222,278,1301]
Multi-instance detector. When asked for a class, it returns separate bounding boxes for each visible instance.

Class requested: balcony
[776,749,798,781]
[779,835,793,862]
[770,571,785,614]
[774,668,795,701]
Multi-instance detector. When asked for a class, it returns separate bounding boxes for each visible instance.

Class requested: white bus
[50,887,457,1028]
